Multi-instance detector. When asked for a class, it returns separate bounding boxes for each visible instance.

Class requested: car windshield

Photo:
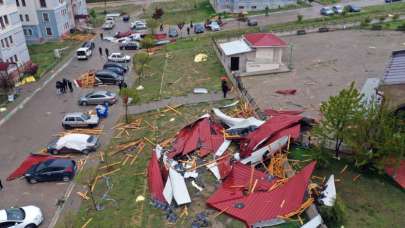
[81,114,91,120]
[87,136,96,143]
[35,160,52,171]
[6,208,25,220]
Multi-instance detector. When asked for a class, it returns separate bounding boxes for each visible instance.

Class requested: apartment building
[16,0,87,43]
[0,0,30,64]
[211,0,298,13]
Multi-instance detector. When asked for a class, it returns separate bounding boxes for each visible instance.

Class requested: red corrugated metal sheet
[224,163,277,191]
[217,155,233,180]
[168,117,224,158]
[147,151,166,202]
[385,160,405,189]
[207,161,317,227]
[239,115,302,158]
[244,33,287,47]
[7,154,57,181]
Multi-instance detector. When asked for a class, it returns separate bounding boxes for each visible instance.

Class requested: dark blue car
[25,159,76,184]
[104,67,125,76]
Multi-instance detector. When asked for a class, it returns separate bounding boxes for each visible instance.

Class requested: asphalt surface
[0,19,137,227]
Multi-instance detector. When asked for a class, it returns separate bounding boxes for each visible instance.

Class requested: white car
[131,20,147,30]
[209,21,221,31]
[128,33,142,41]
[0,206,43,228]
[108,53,131,63]
[47,133,100,155]
[102,21,115,30]
[76,47,92,60]
[113,37,131,44]
[332,5,344,14]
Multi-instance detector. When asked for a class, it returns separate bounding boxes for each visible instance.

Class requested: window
[9,36,13,44]
[0,17,4,29]
[22,0,26,6]
[25,14,29,21]
[4,38,9,47]
[43,13,49,22]
[20,14,23,22]
[251,6,257,9]
[16,0,20,7]
[239,6,244,9]
[23,29,27,35]
[46,27,52,35]
[4,15,8,25]
[0,39,4,48]
[28,29,32,35]
[14,55,18,62]
[39,0,46,8]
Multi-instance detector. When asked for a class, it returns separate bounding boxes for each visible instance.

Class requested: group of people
[56,78,74,95]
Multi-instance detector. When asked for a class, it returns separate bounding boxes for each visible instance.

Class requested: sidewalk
[128,92,236,115]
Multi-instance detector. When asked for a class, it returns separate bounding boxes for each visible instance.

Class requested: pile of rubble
[146,104,335,227]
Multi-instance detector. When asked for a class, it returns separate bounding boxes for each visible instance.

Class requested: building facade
[16,0,87,43]
[0,0,30,64]
[211,0,298,13]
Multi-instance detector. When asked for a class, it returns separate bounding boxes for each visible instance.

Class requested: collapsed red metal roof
[147,151,166,203]
[385,160,405,189]
[7,154,58,181]
[239,115,303,158]
[168,117,224,158]
[244,33,287,47]
[207,161,317,227]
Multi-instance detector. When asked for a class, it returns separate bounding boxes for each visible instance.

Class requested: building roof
[244,33,287,47]
[384,50,405,85]
[219,39,252,56]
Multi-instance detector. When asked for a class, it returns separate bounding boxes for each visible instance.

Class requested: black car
[104,66,125,76]
[25,159,77,184]
[104,62,128,73]
[194,24,205,33]
[119,42,139,50]
[82,41,95,50]
[95,70,124,85]
[247,19,258,26]
[122,15,130,22]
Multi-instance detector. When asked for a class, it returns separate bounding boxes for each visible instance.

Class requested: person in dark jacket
[100,32,104,40]
[105,48,109,57]
[56,81,62,95]
[62,78,68,93]
[221,79,229,98]
[187,27,190,35]
[99,47,102,55]
[0,178,3,190]
[67,80,74,93]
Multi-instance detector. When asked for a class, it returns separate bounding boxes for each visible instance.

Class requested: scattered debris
[81,217,93,228]
[194,53,208,62]
[275,89,297,95]
[320,175,336,206]
[136,195,145,202]
[96,176,117,211]
[136,85,144,90]
[193,88,208,94]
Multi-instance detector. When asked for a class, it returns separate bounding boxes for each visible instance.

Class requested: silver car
[79,90,117,106]
[62,112,100,129]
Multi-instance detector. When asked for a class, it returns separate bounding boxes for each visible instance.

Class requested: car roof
[77,47,88,51]
[45,159,73,168]
[111,52,122,55]
[97,70,118,75]
[65,112,85,117]
[89,90,110,96]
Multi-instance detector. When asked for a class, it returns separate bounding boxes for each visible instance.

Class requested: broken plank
[81,218,93,228]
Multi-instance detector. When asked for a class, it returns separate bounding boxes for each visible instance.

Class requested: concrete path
[128,92,236,115]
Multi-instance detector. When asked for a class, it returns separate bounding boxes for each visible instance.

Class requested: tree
[297,14,303,23]
[0,70,16,96]
[265,6,270,16]
[140,35,155,52]
[119,88,139,124]
[152,7,164,20]
[134,51,151,84]
[314,82,364,158]
[146,19,159,35]
[89,9,97,25]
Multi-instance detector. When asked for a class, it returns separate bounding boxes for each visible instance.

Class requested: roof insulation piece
[169,167,191,205]
[212,108,264,130]
[241,136,288,165]
[320,175,336,206]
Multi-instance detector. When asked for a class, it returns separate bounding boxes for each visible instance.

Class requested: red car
[114,31,132,38]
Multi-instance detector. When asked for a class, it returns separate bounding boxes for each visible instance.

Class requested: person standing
[99,47,103,56]
[160,24,164,32]
[187,27,190,35]
[190,21,193,28]
[56,81,61,95]
[0,178,3,190]
[68,80,74,93]
[105,48,109,58]
[100,32,104,40]
[221,79,229,98]
[62,78,68,93]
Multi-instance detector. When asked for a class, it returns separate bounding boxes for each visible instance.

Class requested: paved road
[0,19,137,227]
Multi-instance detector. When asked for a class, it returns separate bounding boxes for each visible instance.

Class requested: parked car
[105,16,115,22]
[168,27,178,37]
[122,15,130,22]
[103,62,128,72]
[95,70,124,85]
[131,20,147,30]
[104,66,125,75]
[346,4,361,12]
[102,21,115,30]
[320,7,334,16]
[332,5,344,14]
[208,21,221,31]
[76,47,92,60]
[385,0,402,2]
[128,33,143,41]
[155,40,171,46]
[47,134,100,155]
[247,19,258,26]
[79,90,118,106]
[108,53,131,63]
[194,23,205,33]
[119,42,140,50]
[25,159,77,184]
[62,112,100,129]
[114,37,131,44]
[114,31,132,38]
[0,206,43,228]
[82,41,95,50]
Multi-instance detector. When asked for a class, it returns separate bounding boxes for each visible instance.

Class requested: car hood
[22,206,43,225]
[0,210,7,222]
[88,115,100,124]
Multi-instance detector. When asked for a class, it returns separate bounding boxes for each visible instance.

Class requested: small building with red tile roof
[217,33,289,75]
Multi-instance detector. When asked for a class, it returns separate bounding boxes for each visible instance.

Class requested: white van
[76,47,92,60]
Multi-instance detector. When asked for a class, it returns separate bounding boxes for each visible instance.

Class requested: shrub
[297,14,303,23]
[396,23,405,31]
[371,24,382,30]
[319,196,347,228]
[392,14,400,21]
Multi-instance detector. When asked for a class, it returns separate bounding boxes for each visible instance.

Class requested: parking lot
[0,16,139,227]
[241,30,405,118]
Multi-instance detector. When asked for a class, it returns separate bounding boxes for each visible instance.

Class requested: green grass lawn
[142,0,215,25]
[28,40,80,78]
[131,37,225,103]
[290,147,405,227]
[318,0,340,5]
